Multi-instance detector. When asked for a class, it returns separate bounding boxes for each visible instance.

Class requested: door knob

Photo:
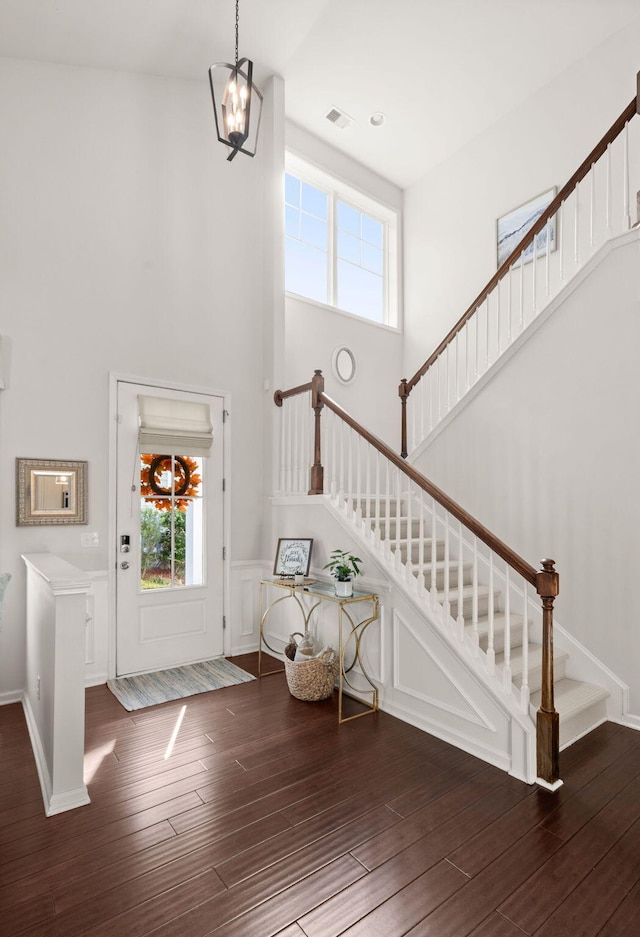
[120,561,130,570]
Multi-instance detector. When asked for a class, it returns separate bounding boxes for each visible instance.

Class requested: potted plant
[323,549,362,597]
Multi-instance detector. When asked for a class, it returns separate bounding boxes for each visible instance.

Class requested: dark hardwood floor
[1,653,640,936]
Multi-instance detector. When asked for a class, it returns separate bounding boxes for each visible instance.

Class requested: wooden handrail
[273,380,312,406]
[321,391,538,586]
[405,95,637,397]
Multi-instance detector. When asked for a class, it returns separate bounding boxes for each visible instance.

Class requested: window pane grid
[285,162,395,326]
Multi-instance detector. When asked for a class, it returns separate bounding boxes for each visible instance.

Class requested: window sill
[285,291,402,335]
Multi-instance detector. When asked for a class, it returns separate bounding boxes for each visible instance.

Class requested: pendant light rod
[235,0,239,66]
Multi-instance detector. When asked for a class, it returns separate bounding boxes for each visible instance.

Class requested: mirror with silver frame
[16,458,88,526]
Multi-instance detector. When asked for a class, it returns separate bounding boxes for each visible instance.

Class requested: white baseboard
[612,712,640,732]
[22,693,90,817]
[0,690,23,706]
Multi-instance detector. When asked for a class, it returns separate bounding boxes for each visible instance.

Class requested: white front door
[116,380,225,676]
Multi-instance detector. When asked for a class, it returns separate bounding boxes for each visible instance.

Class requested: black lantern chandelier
[208,0,263,161]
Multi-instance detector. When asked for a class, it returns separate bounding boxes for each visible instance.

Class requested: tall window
[284,154,398,327]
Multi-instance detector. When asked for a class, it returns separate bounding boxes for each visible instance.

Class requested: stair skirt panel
[386,602,533,780]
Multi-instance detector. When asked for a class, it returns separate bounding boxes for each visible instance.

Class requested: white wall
[0,57,274,696]
[403,21,640,381]
[415,235,640,715]
[283,121,404,447]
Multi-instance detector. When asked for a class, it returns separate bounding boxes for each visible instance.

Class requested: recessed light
[369,112,385,127]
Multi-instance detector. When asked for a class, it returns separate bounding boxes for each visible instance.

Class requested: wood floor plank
[0,890,55,935]
[18,843,226,937]
[197,854,368,937]
[595,878,640,936]
[401,827,563,937]
[53,810,291,913]
[351,776,526,872]
[0,792,200,886]
[215,804,398,888]
[467,911,529,936]
[338,859,468,937]
[497,776,640,934]
[80,869,222,937]
[444,786,560,877]
[0,821,175,913]
[299,783,523,937]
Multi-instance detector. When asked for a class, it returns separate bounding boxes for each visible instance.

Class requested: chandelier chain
[235,0,239,65]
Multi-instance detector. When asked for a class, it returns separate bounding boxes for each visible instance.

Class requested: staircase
[357,496,609,751]
[271,79,640,784]
[400,87,640,458]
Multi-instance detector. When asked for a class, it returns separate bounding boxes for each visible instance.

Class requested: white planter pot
[335,579,353,597]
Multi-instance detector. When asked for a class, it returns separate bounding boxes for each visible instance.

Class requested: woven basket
[283,634,339,702]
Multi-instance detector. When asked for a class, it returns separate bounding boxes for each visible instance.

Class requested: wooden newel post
[399,378,409,459]
[535,558,561,788]
[309,369,325,495]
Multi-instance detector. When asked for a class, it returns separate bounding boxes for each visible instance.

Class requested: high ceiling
[1,0,638,188]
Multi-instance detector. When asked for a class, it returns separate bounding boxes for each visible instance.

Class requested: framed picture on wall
[496,187,556,268]
[273,538,313,578]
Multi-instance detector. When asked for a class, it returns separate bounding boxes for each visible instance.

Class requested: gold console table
[258,579,379,723]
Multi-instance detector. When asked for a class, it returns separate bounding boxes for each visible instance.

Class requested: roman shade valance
[138,395,213,458]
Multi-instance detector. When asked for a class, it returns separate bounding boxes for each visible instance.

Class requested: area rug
[107,658,255,711]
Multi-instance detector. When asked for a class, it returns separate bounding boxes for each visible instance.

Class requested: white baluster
[502,566,512,692]
[520,582,530,711]
[574,184,580,267]
[364,440,371,529]
[495,284,501,357]
[474,308,479,382]
[486,552,495,673]
[355,433,362,522]
[430,497,439,609]
[338,416,345,505]
[454,332,460,402]
[428,369,433,434]
[374,449,381,542]
[445,344,450,416]
[285,398,293,494]
[278,405,285,495]
[417,493,425,593]
[606,142,612,233]
[405,483,413,585]
[347,425,354,515]
[394,469,402,572]
[559,199,564,282]
[385,459,392,557]
[330,410,337,499]
[507,268,512,344]
[519,254,524,332]
[589,162,595,249]
[531,228,537,315]
[545,217,551,297]
[485,297,490,371]
[623,120,631,229]
[471,535,479,655]
[443,513,451,621]
[457,521,465,641]
[463,322,469,393]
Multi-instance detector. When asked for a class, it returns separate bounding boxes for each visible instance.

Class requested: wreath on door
[140,454,202,511]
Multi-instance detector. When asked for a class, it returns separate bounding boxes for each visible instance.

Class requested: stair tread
[497,646,569,672]
[530,678,609,720]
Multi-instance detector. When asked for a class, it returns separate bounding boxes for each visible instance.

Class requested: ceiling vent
[324,106,354,130]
